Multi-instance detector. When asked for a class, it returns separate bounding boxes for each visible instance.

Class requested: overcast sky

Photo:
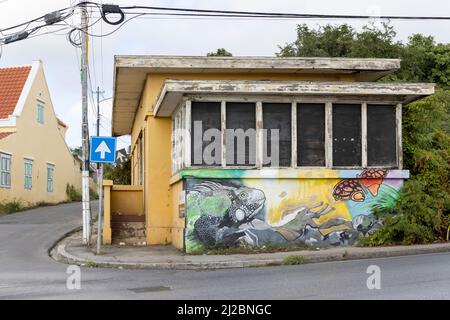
[1,0,449,149]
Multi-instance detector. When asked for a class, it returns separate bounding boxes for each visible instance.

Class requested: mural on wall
[185,169,402,253]
[333,169,388,202]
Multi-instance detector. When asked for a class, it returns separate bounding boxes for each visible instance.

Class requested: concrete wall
[182,169,408,253]
[102,181,144,245]
[0,62,82,205]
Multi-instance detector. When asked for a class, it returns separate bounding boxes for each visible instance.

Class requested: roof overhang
[112,56,401,135]
[154,80,435,117]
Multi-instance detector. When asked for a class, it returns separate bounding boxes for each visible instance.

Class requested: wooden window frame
[0,153,11,188]
[173,96,402,173]
[36,100,45,125]
[46,163,54,193]
[24,159,33,190]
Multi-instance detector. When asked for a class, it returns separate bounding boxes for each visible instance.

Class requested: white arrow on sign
[116,152,126,163]
[95,141,111,159]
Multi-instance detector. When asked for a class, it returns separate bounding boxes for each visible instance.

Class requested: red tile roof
[0,66,31,119]
[0,132,14,140]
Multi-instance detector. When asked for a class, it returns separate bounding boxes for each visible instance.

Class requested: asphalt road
[0,202,449,300]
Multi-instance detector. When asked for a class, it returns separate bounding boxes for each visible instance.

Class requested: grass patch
[282,255,305,265]
[83,260,99,268]
[0,199,72,215]
[188,244,313,255]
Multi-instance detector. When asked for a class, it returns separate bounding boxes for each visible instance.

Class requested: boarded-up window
[191,102,222,166]
[367,105,397,167]
[333,104,361,167]
[297,103,325,166]
[226,102,256,166]
[263,103,291,167]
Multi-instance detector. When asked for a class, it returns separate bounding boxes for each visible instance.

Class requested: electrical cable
[118,4,450,20]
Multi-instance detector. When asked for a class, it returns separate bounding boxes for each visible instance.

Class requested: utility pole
[94,86,104,254]
[80,1,91,245]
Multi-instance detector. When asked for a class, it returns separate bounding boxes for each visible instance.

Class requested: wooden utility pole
[80,1,91,245]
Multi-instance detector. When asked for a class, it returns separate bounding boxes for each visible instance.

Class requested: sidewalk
[52,229,450,270]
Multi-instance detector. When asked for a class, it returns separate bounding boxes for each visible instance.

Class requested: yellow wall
[170,180,185,249]
[110,185,144,216]
[0,62,82,205]
[130,71,359,248]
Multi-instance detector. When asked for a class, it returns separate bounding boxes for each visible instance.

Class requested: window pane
[263,103,291,167]
[297,103,325,166]
[332,104,361,167]
[226,102,256,166]
[191,102,222,166]
[368,105,397,167]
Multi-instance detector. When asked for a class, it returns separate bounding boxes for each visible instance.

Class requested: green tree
[278,23,450,244]
[103,159,131,185]
[207,48,233,57]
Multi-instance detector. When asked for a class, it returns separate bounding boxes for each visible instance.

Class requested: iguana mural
[185,173,399,253]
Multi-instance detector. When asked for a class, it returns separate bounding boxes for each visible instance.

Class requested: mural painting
[184,169,403,253]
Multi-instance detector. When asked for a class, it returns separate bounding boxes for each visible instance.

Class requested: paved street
[0,202,449,300]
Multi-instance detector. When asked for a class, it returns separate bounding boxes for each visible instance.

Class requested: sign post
[90,136,117,254]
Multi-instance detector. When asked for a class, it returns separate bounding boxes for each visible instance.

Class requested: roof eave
[154,80,435,117]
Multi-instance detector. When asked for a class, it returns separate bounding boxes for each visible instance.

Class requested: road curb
[52,237,450,270]
[47,225,83,258]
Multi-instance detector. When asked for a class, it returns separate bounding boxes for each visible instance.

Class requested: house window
[297,103,326,167]
[172,107,185,172]
[263,103,291,167]
[46,164,54,192]
[174,99,400,172]
[191,102,221,166]
[0,153,11,188]
[226,102,256,166]
[332,104,362,167]
[367,105,397,167]
[24,159,33,190]
[37,101,45,124]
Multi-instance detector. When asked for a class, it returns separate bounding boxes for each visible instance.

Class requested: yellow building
[0,60,82,205]
[106,56,434,252]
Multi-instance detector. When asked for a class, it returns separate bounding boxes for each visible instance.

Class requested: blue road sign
[90,136,117,163]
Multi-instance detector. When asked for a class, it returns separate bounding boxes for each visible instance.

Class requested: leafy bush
[103,159,131,185]
[0,199,23,214]
[364,90,450,245]
[279,23,450,246]
[66,183,82,202]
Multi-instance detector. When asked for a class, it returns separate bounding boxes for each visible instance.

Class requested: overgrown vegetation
[282,255,305,265]
[103,159,131,185]
[0,199,23,214]
[66,183,82,202]
[279,23,450,245]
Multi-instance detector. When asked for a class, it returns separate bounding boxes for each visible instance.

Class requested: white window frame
[46,164,54,192]
[24,159,33,190]
[37,100,45,124]
[171,97,402,174]
[0,153,11,188]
